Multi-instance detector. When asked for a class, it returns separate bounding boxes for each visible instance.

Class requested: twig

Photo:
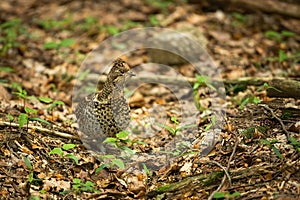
[259,104,290,141]
[0,121,79,140]
[208,130,239,200]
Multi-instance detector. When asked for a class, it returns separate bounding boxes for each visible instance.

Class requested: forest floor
[0,0,299,199]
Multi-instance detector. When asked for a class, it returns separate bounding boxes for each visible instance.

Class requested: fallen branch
[0,121,79,140]
[87,75,300,99]
[189,0,300,19]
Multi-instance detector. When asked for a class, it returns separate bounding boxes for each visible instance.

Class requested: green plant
[101,25,120,35]
[144,0,175,13]
[232,12,247,26]
[34,17,73,31]
[142,163,153,177]
[61,178,99,194]
[0,66,14,82]
[71,178,98,193]
[49,144,78,164]
[12,82,29,107]
[239,95,261,109]
[0,18,27,56]
[268,50,300,64]
[289,137,300,152]
[96,155,126,171]
[265,30,295,42]
[213,191,241,199]
[149,15,160,26]
[103,130,142,157]
[193,75,216,111]
[241,126,267,139]
[260,139,282,159]
[157,116,196,136]
[204,114,217,131]
[24,156,34,184]
[43,38,75,53]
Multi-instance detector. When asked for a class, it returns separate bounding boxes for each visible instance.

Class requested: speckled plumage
[76,59,133,143]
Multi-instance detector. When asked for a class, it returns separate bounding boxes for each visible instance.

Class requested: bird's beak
[128,71,136,77]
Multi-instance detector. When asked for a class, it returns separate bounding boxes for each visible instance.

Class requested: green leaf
[149,15,160,25]
[281,30,295,37]
[62,143,75,150]
[7,114,14,122]
[271,146,282,159]
[252,96,261,104]
[116,130,129,140]
[111,159,125,169]
[142,163,152,176]
[25,107,37,115]
[103,137,117,144]
[240,97,250,109]
[23,156,32,170]
[48,100,64,110]
[156,123,175,135]
[83,180,94,188]
[279,50,288,63]
[38,97,53,103]
[95,164,109,173]
[28,171,34,184]
[18,113,28,128]
[260,139,271,145]
[60,38,75,47]
[265,30,281,41]
[0,66,14,72]
[170,116,179,125]
[29,195,40,200]
[43,41,59,49]
[66,154,79,165]
[29,117,50,125]
[73,178,81,184]
[120,145,136,155]
[49,147,64,157]
[213,191,226,198]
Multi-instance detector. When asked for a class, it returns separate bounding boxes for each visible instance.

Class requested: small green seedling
[43,38,75,52]
[71,178,98,193]
[49,144,78,164]
[96,154,126,171]
[239,95,261,109]
[61,178,99,194]
[23,156,34,184]
[232,12,247,26]
[193,75,216,111]
[103,130,137,157]
[0,18,27,56]
[142,163,153,177]
[213,191,241,199]
[260,139,282,159]
[289,137,300,152]
[265,30,295,42]
[12,82,29,107]
[149,15,160,26]
[157,116,196,136]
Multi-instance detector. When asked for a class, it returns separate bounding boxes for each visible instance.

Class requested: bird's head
[108,58,135,84]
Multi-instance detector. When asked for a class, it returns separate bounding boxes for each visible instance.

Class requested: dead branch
[131,76,300,99]
[0,121,79,140]
[189,0,300,19]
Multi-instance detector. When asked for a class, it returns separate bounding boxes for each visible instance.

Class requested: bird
[75,58,134,150]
